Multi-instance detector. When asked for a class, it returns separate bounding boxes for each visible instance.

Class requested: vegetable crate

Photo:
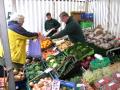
[45,51,67,69]
[80,13,94,21]
[25,60,47,82]
[57,56,78,78]
[80,21,93,29]
[106,47,120,63]
[64,42,94,61]
[90,57,111,70]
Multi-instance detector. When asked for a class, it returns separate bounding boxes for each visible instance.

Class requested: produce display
[80,55,95,69]
[46,53,66,69]
[25,62,44,81]
[29,77,53,90]
[112,72,120,82]
[94,73,120,90]
[29,77,75,90]
[67,76,80,84]
[57,56,77,77]
[56,40,74,51]
[42,48,59,60]
[83,62,120,84]
[83,25,118,49]
[90,57,110,70]
[25,30,120,90]
[81,79,94,90]
[104,81,120,90]
[64,42,94,61]
[94,77,112,89]
[41,38,53,50]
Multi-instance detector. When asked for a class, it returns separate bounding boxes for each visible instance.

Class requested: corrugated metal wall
[8,0,120,37]
[89,0,120,37]
[15,0,86,34]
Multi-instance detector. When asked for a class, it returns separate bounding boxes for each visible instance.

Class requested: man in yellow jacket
[0,14,38,69]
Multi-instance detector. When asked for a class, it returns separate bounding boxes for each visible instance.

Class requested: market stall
[0,0,120,90]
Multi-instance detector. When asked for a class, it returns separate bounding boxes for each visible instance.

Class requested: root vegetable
[29,82,34,87]
[14,75,21,81]
[13,69,19,75]
[86,56,92,61]
[38,81,44,87]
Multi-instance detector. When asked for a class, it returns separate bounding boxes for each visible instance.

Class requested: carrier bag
[28,39,41,58]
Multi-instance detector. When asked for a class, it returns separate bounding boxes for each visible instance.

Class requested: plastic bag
[28,39,41,58]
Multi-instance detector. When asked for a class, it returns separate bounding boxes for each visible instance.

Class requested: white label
[108,82,115,86]
[52,80,60,90]
[116,73,120,78]
[53,47,57,51]
[98,79,104,83]
[54,51,60,55]
[44,68,53,73]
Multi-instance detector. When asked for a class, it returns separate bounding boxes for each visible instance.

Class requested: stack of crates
[80,13,94,29]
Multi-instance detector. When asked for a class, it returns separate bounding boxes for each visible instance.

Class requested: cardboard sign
[52,80,60,90]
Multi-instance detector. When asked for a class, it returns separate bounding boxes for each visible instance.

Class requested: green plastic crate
[64,42,94,61]
[90,57,111,70]
[80,21,93,29]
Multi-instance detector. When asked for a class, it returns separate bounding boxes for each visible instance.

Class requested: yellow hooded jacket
[0,29,37,64]
[0,40,3,57]
[8,29,30,64]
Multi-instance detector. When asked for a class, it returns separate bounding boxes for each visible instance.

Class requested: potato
[18,71,24,76]
[13,69,19,75]
[29,82,34,87]
[14,75,21,81]
[33,84,39,89]
[38,81,44,87]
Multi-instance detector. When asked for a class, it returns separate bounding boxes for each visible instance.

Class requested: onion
[86,56,92,61]
[29,82,34,87]
[13,69,19,75]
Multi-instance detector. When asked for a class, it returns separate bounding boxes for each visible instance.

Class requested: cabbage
[93,69,103,80]
[83,70,96,84]
[102,66,112,77]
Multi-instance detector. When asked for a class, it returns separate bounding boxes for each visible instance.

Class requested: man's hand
[38,32,45,40]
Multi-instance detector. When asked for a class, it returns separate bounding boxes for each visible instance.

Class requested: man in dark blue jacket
[50,12,85,43]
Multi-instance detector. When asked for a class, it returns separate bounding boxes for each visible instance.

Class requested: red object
[94,77,112,89]
[0,78,7,87]
[112,73,120,83]
[42,48,58,59]
[104,81,120,90]
[114,38,120,40]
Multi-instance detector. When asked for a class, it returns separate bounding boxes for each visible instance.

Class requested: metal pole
[85,0,89,12]
[107,0,110,31]
[0,0,16,90]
